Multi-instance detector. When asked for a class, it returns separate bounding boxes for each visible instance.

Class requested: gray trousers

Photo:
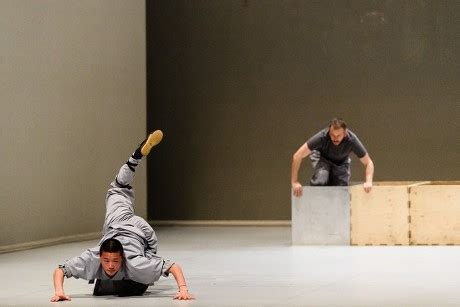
[310,152,351,186]
[103,160,154,240]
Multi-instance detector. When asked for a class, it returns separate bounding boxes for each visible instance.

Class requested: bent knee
[310,170,329,186]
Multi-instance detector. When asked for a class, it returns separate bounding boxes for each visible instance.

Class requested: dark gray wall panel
[147,1,460,220]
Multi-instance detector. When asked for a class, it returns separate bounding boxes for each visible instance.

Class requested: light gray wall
[0,0,146,248]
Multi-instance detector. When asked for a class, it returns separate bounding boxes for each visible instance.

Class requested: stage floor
[1,226,460,306]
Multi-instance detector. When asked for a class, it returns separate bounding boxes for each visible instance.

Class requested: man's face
[329,127,346,146]
[100,252,123,277]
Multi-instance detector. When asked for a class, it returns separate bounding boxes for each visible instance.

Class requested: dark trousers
[93,279,148,297]
[310,157,350,186]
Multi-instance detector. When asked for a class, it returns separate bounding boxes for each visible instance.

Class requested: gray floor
[2,226,460,306]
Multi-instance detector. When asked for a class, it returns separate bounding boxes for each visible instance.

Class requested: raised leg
[103,130,163,234]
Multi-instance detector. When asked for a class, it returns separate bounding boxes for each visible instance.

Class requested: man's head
[328,118,348,146]
[99,238,124,277]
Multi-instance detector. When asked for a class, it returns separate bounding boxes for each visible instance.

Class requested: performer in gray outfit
[51,131,194,301]
[291,118,374,197]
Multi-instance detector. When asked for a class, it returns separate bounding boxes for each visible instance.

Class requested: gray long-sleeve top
[60,225,173,285]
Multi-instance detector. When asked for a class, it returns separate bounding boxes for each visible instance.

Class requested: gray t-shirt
[306,128,367,165]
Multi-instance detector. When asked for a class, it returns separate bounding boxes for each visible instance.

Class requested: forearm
[291,156,302,184]
[291,143,310,184]
[365,160,374,183]
[53,267,65,294]
[167,263,194,300]
[168,263,187,289]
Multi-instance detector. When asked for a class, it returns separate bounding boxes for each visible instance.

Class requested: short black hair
[99,238,124,256]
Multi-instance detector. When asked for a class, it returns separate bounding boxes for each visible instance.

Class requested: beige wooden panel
[426,181,460,185]
[372,181,425,186]
[410,184,460,245]
[350,184,410,245]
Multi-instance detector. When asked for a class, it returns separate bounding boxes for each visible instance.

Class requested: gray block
[292,186,350,245]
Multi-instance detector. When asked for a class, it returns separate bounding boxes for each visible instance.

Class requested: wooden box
[410,181,460,245]
[350,182,427,245]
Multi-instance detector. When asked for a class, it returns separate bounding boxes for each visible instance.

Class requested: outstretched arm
[167,263,194,300]
[50,267,71,302]
[291,143,311,197]
[360,153,374,193]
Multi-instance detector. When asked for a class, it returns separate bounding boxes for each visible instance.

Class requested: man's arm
[50,267,71,302]
[50,248,98,302]
[291,143,311,197]
[167,263,194,300]
[360,153,374,193]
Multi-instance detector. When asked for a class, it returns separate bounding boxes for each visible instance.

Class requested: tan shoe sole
[141,130,163,156]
